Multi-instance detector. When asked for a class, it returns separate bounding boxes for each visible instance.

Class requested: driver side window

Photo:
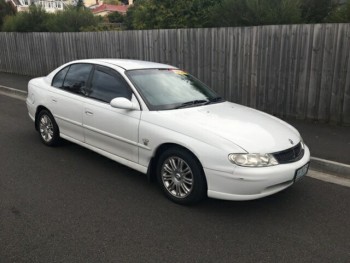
[89,66,132,103]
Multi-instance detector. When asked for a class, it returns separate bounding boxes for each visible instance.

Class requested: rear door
[49,63,93,142]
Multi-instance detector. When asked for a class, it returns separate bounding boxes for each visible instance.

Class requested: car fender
[139,119,244,174]
[27,78,54,119]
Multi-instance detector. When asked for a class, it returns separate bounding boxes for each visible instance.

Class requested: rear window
[52,66,69,88]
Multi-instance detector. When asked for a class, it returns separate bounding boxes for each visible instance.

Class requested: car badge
[289,139,294,145]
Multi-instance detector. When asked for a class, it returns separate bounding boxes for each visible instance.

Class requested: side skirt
[60,133,148,175]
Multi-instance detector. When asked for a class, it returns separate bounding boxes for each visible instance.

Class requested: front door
[83,66,141,163]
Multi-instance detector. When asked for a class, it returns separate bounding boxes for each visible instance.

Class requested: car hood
[153,102,301,153]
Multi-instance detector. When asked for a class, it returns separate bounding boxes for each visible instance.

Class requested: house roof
[92,4,129,14]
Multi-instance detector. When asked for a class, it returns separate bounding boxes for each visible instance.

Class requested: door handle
[85,110,94,115]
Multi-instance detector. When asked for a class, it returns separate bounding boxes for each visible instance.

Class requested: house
[6,0,131,14]
[6,0,75,13]
[91,3,129,16]
[35,0,67,12]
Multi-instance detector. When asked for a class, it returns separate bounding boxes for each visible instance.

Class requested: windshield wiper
[175,100,209,109]
[204,96,224,105]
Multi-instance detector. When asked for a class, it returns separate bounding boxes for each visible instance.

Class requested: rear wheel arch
[35,106,53,131]
[36,109,60,146]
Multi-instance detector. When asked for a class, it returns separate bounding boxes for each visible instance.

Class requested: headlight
[228,153,279,167]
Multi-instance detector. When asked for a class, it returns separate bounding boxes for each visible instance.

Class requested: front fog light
[228,153,279,167]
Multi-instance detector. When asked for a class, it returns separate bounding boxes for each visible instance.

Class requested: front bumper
[205,145,311,201]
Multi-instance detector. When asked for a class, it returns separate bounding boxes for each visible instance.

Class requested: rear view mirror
[110,97,139,110]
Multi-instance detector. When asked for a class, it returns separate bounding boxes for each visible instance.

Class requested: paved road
[1,94,350,263]
[286,118,350,165]
[0,72,32,91]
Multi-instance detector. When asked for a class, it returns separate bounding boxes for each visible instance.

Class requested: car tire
[156,147,207,205]
[37,110,60,146]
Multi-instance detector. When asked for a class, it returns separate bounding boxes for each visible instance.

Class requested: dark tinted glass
[89,68,131,103]
[52,66,69,88]
[63,64,93,95]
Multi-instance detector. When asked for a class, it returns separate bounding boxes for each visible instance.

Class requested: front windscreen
[126,69,223,110]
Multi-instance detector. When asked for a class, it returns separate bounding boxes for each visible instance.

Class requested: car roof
[75,59,177,70]
[44,59,179,86]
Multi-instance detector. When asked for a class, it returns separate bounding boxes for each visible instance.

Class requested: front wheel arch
[147,143,205,182]
[154,144,208,205]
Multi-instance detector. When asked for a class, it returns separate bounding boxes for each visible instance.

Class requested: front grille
[272,143,304,164]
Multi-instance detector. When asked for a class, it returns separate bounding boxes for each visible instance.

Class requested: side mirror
[110,97,139,110]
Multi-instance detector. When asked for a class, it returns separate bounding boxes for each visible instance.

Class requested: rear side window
[52,66,69,88]
[89,67,132,103]
[62,64,93,95]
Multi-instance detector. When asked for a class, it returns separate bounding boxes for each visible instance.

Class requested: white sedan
[26,59,310,204]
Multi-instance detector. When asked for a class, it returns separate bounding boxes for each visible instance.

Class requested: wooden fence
[0,24,349,124]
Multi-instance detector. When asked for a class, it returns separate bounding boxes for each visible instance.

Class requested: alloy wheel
[39,114,54,143]
[161,156,194,198]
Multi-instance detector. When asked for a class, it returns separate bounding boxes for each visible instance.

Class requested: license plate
[294,163,309,182]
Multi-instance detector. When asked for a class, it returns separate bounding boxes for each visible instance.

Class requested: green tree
[326,0,350,22]
[2,5,49,32]
[2,5,98,32]
[300,0,335,23]
[208,0,302,27]
[46,6,98,32]
[0,0,14,29]
[125,0,217,29]
[81,22,121,31]
[108,11,125,23]
[76,0,85,10]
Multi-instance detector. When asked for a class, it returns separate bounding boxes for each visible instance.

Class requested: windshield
[126,69,224,110]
